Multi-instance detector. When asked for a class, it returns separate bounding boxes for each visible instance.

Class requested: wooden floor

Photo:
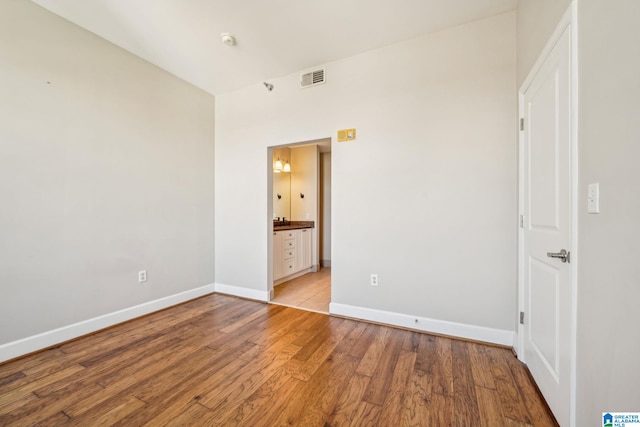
[273,267,331,313]
[0,294,557,426]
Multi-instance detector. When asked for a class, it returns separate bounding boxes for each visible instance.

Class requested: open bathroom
[270,139,331,313]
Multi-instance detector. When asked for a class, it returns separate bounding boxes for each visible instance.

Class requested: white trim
[214,283,270,302]
[517,2,578,426]
[0,284,216,364]
[330,303,515,347]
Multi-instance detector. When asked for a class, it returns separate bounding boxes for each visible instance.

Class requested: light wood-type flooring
[0,294,557,426]
[273,267,331,313]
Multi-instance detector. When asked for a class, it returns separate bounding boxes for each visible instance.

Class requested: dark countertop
[273,221,314,231]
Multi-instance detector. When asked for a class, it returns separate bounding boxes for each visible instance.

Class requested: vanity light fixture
[283,161,291,173]
[274,158,283,173]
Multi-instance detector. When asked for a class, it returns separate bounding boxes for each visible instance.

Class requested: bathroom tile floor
[272,267,331,313]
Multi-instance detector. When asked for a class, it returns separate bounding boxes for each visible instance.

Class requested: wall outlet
[138,270,147,283]
[370,273,378,286]
[587,182,600,213]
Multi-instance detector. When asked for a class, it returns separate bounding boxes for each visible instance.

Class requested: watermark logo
[604,412,640,427]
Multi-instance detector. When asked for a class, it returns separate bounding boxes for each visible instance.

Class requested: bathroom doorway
[269,138,331,313]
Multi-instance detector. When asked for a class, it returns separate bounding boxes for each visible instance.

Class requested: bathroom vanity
[273,222,314,284]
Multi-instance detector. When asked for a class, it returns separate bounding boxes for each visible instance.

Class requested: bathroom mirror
[273,171,290,219]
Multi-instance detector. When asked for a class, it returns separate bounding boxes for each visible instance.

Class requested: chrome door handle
[547,249,570,263]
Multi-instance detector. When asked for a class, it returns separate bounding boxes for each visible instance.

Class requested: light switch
[588,183,600,214]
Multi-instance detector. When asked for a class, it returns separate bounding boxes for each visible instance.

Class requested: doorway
[269,138,331,313]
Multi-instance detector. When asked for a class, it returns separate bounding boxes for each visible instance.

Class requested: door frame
[267,138,331,303]
[517,2,578,425]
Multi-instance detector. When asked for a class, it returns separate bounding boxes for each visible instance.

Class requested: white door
[521,20,573,426]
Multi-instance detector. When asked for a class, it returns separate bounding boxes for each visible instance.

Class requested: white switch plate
[588,183,600,214]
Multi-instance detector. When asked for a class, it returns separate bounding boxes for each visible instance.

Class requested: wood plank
[476,385,506,427]
[0,372,25,388]
[67,395,145,427]
[271,351,360,426]
[31,410,71,426]
[355,325,391,376]
[160,402,214,427]
[291,319,354,381]
[469,341,497,389]
[452,339,481,426]
[505,352,559,426]
[435,336,454,396]
[426,392,455,427]
[0,348,67,377]
[326,373,371,426]
[400,368,433,426]
[0,364,85,409]
[224,370,303,427]
[486,346,534,424]
[377,349,417,425]
[0,381,104,425]
[403,330,420,352]
[348,401,382,427]
[414,333,454,396]
[362,329,408,405]
[345,322,378,359]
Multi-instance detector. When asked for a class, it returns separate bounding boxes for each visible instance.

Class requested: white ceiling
[32,0,517,95]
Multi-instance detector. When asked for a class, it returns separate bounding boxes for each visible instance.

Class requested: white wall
[0,1,215,349]
[215,12,517,333]
[516,0,572,84]
[575,1,640,425]
[290,145,318,223]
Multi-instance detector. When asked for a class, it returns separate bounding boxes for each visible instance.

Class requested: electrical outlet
[588,183,600,213]
[370,273,378,286]
[138,270,147,283]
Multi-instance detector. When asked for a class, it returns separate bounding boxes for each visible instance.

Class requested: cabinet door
[273,232,284,280]
[295,229,313,271]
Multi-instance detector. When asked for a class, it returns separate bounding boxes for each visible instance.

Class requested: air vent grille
[300,68,325,88]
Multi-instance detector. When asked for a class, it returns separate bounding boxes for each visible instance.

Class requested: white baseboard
[214,283,269,302]
[0,284,215,364]
[329,303,515,347]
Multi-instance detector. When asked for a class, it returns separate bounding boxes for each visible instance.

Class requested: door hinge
[520,311,525,325]
[519,118,524,131]
[519,215,525,228]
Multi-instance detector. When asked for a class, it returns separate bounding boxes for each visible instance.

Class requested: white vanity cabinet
[273,228,313,282]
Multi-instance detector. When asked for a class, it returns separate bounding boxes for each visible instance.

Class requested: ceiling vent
[300,68,326,88]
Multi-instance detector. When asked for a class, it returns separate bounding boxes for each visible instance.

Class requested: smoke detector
[220,33,236,46]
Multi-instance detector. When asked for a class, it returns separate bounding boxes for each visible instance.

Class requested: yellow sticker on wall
[337,128,356,142]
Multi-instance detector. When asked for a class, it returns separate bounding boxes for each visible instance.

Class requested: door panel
[529,258,559,380]
[529,71,560,230]
[521,22,573,426]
